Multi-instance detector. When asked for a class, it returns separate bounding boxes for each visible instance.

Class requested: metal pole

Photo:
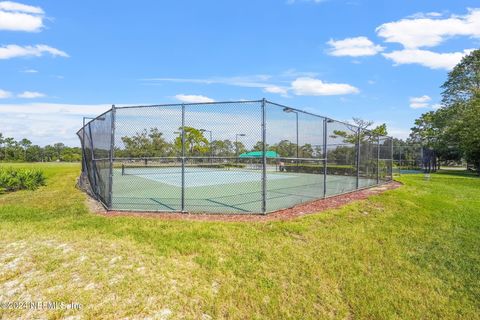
[390,138,394,180]
[108,105,116,209]
[261,98,267,214]
[82,118,86,173]
[209,131,213,159]
[296,112,299,170]
[377,136,380,184]
[356,127,361,189]
[399,145,402,176]
[87,123,98,196]
[236,134,238,163]
[181,104,186,213]
[323,118,327,199]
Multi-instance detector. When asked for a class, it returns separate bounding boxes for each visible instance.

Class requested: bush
[0,167,45,193]
[284,164,355,175]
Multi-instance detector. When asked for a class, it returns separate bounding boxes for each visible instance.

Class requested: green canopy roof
[239,151,279,158]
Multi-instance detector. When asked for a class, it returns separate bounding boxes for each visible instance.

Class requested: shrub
[284,164,355,175]
[0,167,46,193]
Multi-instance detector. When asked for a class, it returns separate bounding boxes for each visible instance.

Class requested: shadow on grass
[436,169,479,178]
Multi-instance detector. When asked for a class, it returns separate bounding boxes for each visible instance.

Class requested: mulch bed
[94,181,402,222]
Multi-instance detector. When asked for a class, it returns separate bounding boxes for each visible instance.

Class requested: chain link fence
[77,99,393,214]
[392,144,438,174]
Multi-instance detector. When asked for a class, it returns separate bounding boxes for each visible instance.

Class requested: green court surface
[111,167,380,213]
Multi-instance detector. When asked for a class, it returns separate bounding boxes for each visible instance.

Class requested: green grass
[0,163,479,319]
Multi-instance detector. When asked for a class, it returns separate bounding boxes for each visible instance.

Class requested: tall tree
[20,138,32,161]
[441,50,480,106]
[174,126,209,156]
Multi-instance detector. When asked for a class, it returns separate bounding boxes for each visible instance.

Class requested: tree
[299,144,314,158]
[211,139,234,157]
[26,145,44,162]
[20,138,32,161]
[174,126,209,156]
[269,140,297,157]
[331,119,387,145]
[121,128,171,158]
[412,49,480,174]
[0,132,81,162]
[0,133,4,160]
[251,141,269,152]
[441,50,480,106]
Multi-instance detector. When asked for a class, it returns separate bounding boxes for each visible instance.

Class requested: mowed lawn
[0,163,479,319]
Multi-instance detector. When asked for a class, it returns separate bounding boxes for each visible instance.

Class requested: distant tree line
[0,133,81,162]
[115,121,390,165]
[115,126,323,159]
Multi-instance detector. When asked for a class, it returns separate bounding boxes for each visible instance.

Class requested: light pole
[200,129,213,159]
[235,133,246,163]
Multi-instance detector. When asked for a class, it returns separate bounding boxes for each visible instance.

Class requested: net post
[323,118,327,199]
[377,135,380,184]
[356,127,361,189]
[108,105,116,209]
[181,104,186,213]
[261,98,267,214]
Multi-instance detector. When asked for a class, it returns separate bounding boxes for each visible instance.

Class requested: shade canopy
[239,151,279,158]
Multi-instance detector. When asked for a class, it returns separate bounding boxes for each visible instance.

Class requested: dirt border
[90,181,402,222]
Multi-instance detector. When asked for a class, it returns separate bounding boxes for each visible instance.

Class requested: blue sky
[0,0,479,146]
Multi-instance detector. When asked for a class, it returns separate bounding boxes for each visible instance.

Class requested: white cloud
[383,48,473,70]
[174,94,215,103]
[409,95,431,108]
[0,1,44,32]
[148,74,359,97]
[21,68,38,73]
[0,103,112,145]
[263,86,289,96]
[291,77,359,96]
[0,102,327,147]
[0,89,12,99]
[145,75,272,89]
[327,36,384,57]
[0,1,43,14]
[18,91,45,98]
[376,8,480,49]
[0,44,69,59]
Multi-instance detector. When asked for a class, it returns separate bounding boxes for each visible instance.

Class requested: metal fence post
[82,118,86,173]
[108,105,116,209]
[261,98,267,214]
[390,138,394,180]
[181,104,186,213]
[323,118,327,198]
[356,127,361,189]
[87,123,98,196]
[377,135,380,184]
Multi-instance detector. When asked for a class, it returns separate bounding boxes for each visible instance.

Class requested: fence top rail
[75,107,113,135]
[265,100,391,140]
[77,99,392,140]
[110,156,326,161]
[114,99,264,110]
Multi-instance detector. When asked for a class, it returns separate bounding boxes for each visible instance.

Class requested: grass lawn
[0,163,479,319]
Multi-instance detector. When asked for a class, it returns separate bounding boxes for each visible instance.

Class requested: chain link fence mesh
[77,100,393,214]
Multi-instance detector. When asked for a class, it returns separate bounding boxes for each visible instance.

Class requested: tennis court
[111,165,377,213]
[78,100,393,214]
